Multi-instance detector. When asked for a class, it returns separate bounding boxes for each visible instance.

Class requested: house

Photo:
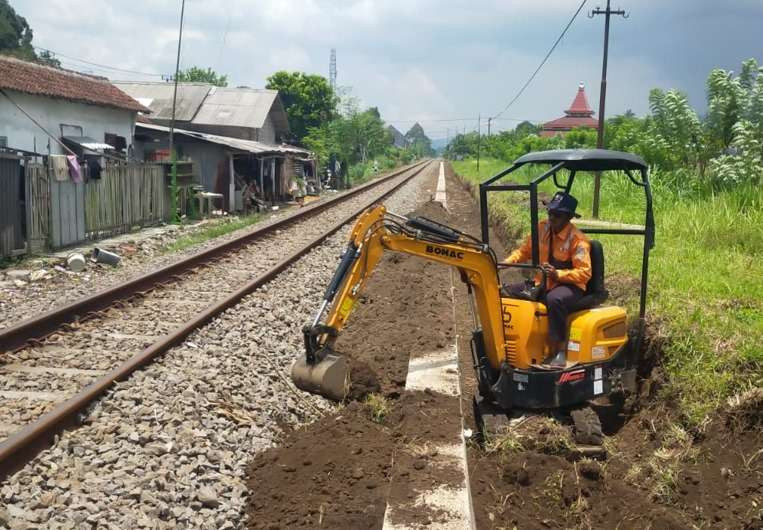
[540,83,599,137]
[117,81,315,212]
[0,55,149,156]
[0,56,154,257]
[387,125,408,148]
[113,82,289,142]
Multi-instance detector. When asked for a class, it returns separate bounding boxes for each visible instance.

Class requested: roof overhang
[62,136,115,151]
[135,123,311,157]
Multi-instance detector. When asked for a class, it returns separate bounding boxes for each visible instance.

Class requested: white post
[228,154,235,212]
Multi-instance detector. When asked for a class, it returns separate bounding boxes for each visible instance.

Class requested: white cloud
[11,0,763,139]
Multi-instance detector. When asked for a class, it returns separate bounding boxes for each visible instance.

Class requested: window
[105,133,127,151]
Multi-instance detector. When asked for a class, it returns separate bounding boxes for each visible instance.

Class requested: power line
[215,11,233,71]
[492,0,587,120]
[385,116,539,124]
[34,46,164,77]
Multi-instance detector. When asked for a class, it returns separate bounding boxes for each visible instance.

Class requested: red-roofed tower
[540,84,599,137]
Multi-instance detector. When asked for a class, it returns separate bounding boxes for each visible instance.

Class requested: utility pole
[589,1,627,218]
[168,0,186,224]
[487,117,492,137]
[477,114,481,172]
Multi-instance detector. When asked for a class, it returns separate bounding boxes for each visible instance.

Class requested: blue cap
[545,192,580,218]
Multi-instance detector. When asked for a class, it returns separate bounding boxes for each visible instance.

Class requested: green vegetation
[176,66,228,87]
[266,71,336,143]
[363,393,391,424]
[266,71,421,185]
[164,213,264,254]
[0,0,60,66]
[450,60,763,425]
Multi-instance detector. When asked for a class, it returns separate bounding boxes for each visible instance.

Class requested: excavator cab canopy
[478,148,655,352]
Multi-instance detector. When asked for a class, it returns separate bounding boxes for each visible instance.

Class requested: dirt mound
[346,359,380,401]
[445,162,763,529]
[331,200,455,399]
[246,193,461,528]
[246,391,463,529]
[247,402,393,529]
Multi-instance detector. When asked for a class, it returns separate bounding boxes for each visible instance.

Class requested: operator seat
[568,239,608,311]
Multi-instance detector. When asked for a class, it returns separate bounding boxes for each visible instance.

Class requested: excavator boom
[291,204,504,401]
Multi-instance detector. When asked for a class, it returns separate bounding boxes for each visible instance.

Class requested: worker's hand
[541,263,558,281]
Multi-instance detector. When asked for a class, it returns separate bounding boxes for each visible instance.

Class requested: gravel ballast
[0,163,436,528]
[0,163,421,333]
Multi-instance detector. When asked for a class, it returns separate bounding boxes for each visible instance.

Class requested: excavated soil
[245,199,457,529]
[443,162,763,529]
[245,163,762,529]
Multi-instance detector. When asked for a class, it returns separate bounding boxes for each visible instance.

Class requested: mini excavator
[292,150,655,441]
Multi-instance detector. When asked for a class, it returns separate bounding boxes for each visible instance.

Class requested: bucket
[66,253,86,272]
[93,247,121,266]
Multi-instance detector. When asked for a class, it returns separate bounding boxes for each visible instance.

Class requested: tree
[38,49,60,68]
[266,71,336,143]
[176,66,228,87]
[0,0,35,61]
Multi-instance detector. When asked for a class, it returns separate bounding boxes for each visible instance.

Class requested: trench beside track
[0,159,434,481]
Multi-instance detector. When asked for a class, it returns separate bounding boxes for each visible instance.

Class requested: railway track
[0,159,434,482]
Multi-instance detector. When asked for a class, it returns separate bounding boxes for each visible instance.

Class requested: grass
[453,157,763,426]
[364,393,391,424]
[163,213,265,254]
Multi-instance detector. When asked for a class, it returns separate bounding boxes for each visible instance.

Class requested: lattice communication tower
[329,49,337,91]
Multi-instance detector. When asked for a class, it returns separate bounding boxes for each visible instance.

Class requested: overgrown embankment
[453,157,762,425]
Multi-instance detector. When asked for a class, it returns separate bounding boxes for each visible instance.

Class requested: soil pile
[247,402,393,529]
[442,162,763,529]
[246,198,458,529]
[335,200,457,399]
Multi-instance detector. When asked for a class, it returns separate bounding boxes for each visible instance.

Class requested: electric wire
[34,46,164,77]
[492,0,587,120]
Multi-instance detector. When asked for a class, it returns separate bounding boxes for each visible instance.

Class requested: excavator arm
[293,204,507,400]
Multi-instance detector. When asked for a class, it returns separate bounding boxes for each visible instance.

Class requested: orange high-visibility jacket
[505,220,592,291]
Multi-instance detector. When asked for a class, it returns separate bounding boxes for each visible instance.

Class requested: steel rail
[0,159,429,353]
[0,159,434,482]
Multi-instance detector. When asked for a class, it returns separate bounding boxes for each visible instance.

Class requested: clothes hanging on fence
[87,157,102,179]
[66,155,83,183]
[50,155,69,181]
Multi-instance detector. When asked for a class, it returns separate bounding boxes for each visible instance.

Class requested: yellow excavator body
[292,204,629,410]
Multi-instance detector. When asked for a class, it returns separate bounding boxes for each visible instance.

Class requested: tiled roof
[565,83,594,116]
[542,115,599,130]
[0,55,149,112]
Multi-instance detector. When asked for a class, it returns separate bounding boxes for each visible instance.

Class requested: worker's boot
[546,351,566,367]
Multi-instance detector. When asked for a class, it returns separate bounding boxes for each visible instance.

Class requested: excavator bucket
[291,351,349,402]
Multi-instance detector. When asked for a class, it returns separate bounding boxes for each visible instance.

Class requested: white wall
[0,90,136,155]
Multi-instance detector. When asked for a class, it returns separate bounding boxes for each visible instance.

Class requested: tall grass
[453,157,763,424]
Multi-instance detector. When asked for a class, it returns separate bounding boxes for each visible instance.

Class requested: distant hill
[430,138,448,153]
[404,123,435,156]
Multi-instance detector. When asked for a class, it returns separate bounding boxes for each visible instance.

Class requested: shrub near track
[453,157,762,426]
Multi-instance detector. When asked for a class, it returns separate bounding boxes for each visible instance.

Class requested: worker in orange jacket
[504,192,592,366]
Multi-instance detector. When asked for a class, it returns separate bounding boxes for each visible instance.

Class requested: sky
[13,0,763,140]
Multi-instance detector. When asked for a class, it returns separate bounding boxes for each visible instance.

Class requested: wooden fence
[84,164,167,238]
[26,163,169,250]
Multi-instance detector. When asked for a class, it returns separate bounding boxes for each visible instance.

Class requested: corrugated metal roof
[136,123,310,157]
[112,82,212,121]
[62,136,114,150]
[190,87,278,128]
